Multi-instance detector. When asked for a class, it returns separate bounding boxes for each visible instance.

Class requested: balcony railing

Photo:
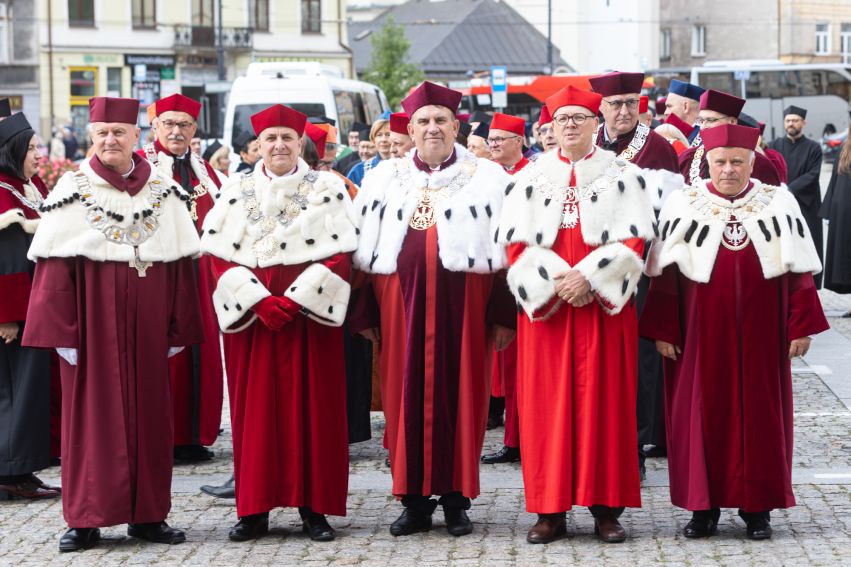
[174,25,253,50]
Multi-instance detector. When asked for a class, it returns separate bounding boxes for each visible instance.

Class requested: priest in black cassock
[768,105,824,285]
[820,134,851,305]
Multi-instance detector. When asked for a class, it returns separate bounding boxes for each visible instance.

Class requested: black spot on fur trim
[371,199,380,211]
[772,216,781,237]
[397,208,403,221]
[493,228,500,243]
[361,205,367,216]
[485,204,492,217]
[629,224,638,236]
[538,266,549,280]
[517,302,524,314]
[536,232,543,244]
[468,257,475,268]
[683,220,698,243]
[487,258,493,271]
[696,225,710,246]
[671,218,681,233]
[323,196,331,203]
[379,204,386,220]
[786,214,793,230]
[306,239,315,245]
[355,228,360,236]
[332,234,339,240]
[250,278,258,284]
[518,285,528,301]
[369,253,378,270]
[652,222,659,237]
[445,209,452,220]
[796,218,805,237]
[223,304,229,311]
[601,230,609,244]
[505,182,515,195]
[280,243,287,249]
[621,277,629,295]
[229,198,237,204]
[317,287,323,294]
[208,228,216,234]
[290,286,297,292]
[506,228,515,241]
[637,175,646,189]
[337,193,344,200]
[757,220,771,242]
[598,258,611,268]
[658,188,663,198]
[328,306,334,314]
[618,180,626,193]
[544,198,552,207]
[469,205,478,219]
[236,303,242,311]
[591,194,598,203]
[525,185,533,199]
[233,243,241,249]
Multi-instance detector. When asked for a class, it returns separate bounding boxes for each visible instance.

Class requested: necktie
[601,138,619,153]
[174,155,194,194]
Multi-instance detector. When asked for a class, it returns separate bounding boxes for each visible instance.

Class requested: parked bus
[223,62,390,149]
[649,61,851,141]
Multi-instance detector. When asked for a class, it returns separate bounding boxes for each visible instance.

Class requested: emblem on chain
[722,218,749,251]
[596,123,650,162]
[403,155,478,231]
[242,171,317,259]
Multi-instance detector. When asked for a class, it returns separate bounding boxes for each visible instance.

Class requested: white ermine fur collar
[353,144,510,274]
[496,148,656,249]
[28,159,200,262]
[201,158,358,268]
[645,179,822,282]
[0,179,42,233]
[144,143,220,199]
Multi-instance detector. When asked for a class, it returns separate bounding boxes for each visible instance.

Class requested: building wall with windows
[780,1,851,64]
[0,0,41,129]
[37,0,352,142]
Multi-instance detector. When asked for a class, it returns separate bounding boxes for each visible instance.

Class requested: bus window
[334,90,355,142]
[745,71,797,98]
[826,70,851,100]
[794,70,822,96]
[697,72,735,93]
[363,90,383,122]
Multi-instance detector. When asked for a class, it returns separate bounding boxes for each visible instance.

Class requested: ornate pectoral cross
[131,246,152,277]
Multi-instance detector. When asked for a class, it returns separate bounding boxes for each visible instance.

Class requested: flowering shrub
[37,158,77,191]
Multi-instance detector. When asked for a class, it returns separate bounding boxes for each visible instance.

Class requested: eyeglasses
[160,120,195,131]
[317,160,334,169]
[695,116,725,126]
[603,98,641,111]
[486,135,520,146]
[553,113,596,126]
[539,126,554,135]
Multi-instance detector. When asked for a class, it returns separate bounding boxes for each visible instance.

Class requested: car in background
[823,129,847,163]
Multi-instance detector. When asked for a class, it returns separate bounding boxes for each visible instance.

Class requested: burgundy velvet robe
[639,186,828,512]
[679,146,781,186]
[138,140,223,447]
[350,226,514,499]
[210,255,350,518]
[595,125,680,172]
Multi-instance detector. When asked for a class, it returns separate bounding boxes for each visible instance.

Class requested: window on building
[302,0,321,34]
[68,0,94,27]
[70,67,97,100]
[0,3,8,65]
[841,24,851,64]
[691,24,706,57]
[249,0,269,32]
[660,28,671,61]
[132,0,156,29]
[193,0,214,27]
[815,23,830,55]
[107,67,122,97]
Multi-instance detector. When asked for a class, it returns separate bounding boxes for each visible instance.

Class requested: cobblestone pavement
[2,292,850,567]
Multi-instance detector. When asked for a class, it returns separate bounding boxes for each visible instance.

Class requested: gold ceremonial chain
[688,146,705,186]
[596,122,650,163]
[410,188,443,230]
[144,144,210,221]
[400,155,478,231]
[0,180,43,212]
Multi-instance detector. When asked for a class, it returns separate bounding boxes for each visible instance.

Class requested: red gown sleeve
[168,256,206,347]
[21,257,79,349]
[786,271,830,341]
[638,264,682,346]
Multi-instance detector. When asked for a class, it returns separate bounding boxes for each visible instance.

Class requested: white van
[223,62,390,149]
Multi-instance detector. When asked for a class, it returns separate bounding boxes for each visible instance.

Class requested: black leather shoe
[481,445,520,464]
[683,510,719,538]
[173,445,214,462]
[389,509,433,536]
[127,521,186,544]
[59,528,100,552]
[299,508,335,541]
[443,507,473,536]
[744,517,772,540]
[228,513,269,542]
[200,475,235,499]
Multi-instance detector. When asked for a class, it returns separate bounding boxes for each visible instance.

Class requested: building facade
[35,0,352,142]
[0,0,41,122]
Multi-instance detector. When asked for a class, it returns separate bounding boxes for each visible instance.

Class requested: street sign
[734,70,751,81]
[490,66,507,109]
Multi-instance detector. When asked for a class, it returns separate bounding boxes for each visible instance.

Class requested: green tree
[362,16,425,109]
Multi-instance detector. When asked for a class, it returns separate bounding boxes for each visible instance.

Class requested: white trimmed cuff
[284,263,351,327]
[212,266,271,332]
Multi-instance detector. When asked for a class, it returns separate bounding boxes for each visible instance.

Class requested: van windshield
[232,103,327,145]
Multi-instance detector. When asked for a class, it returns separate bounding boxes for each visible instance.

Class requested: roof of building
[349,0,571,79]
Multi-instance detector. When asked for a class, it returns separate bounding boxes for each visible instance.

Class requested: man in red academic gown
[23,97,204,552]
[201,104,355,542]
[591,71,679,173]
[481,112,529,465]
[498,85,659,544]
[640,124,829,540]
[138,93,223,462]
[349,82,516,537]
[679,89,781,186]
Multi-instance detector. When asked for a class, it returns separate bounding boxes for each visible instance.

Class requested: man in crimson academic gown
[23,96,204,552]
[590,71,681,481]
[201,104,356,542]
[480,112,529,465]
[137,93,223,463]
[497,85,658,544]
[663,79,704,145]
[679,89,781,186]
[768,105,824,285]
[641,124,829,540]
[349,82,516,537]
[591,71,679,173]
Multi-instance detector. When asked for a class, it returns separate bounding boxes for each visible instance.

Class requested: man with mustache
[139,93,224,463]
[768,106,824,285]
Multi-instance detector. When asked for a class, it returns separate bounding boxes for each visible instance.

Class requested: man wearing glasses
[497,85,657,544]
[678,89,781,187]
[590,71,679,173]
[139,93,224,464]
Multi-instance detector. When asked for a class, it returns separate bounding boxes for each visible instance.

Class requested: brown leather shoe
[526,513,567,544]
[0,478,60,500]
[594,515,627,543]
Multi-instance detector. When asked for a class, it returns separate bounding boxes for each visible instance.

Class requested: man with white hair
[641,124,829,541]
